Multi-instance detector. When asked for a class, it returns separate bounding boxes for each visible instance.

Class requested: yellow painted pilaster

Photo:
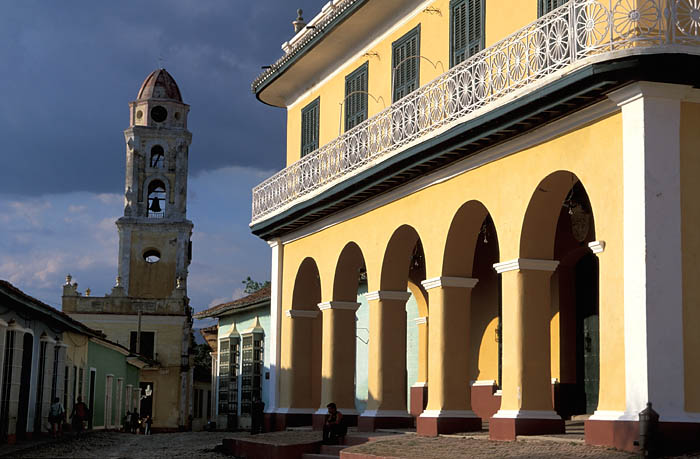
[279,310,319,409]
[497,260,558,412]
[365,291,410,412]
[319,302,359,411]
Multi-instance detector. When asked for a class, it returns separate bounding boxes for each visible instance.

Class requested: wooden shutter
[451,0,484,67]
[539,0,567,16]
[345,63,369,131]
[300,98,320,157]
[392,26,421,102]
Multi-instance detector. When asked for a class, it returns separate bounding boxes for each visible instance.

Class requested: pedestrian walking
[130,410,140,434]
[48,397,65,438]
[71,396,89,438]
[144,415,152,435]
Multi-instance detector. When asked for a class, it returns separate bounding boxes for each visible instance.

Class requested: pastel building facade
[249,0,700,452]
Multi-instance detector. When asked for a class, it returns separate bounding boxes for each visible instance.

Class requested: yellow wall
[285,0,540,166]
[279,111,626,411]
[129,231,178,298]
[680,101,700,413]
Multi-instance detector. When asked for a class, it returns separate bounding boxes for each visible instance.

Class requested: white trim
[492,410,561,420]
[413,317,427,326]
[421,276,478,290]
[359,409,412,418]
[285,310,319,319]
[275,407,316,414]
[494,390,502,396]
[587,410,637,422]
[267,238,283,413]
[470,380,496,387]
[277,100,617,245]
[588,240,606,254]
[551,378,559,384]
[614,82,687,419]
[364,291,411,302]
[419,410,478,418]
[493,258,559,274]
[411,381,428,388]
[317,301,361,311]
[40,334,57,344]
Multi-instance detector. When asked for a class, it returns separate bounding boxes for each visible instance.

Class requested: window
[105,375,113,427]
[451,0,485,67]
[217,337,239,416]
[129,331,155,360]
[345,63,369,132]
[301,98,320,157]
[149,145,165,168]
[194,388,204,418]
[240,332,263,416]
[539,0,567,16]
[147,180,166,218]
[392,25,421,102]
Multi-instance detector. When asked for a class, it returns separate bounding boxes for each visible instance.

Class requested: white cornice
[285,309,319,319]
[317,301,361,311]
[413,317,427,325]
[588,240,606,254]
[607,82,694,107]
[421,276,478,290]
[492,409,562,420]
[364,291,411,302]
[493,258,559,274]
[470,379,497,387]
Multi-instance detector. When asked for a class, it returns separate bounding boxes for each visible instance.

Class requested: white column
[268,238,283,413]
[602,82,696,422]
[39,334,57,433]
[0,319,7,403]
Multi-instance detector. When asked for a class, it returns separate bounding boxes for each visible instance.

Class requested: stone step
[342,435,371,446]
[320,444,347,455]
[301,454,338,459]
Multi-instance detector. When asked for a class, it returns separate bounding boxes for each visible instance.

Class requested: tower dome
[137,68,182,102]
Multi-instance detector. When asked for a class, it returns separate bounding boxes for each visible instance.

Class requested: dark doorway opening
[575,253,600,415]
[139,382,153,419]
[16,333,33,440]
[0,331,15,441]
[88,369,96,430]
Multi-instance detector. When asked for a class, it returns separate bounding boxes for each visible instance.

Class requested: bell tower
[118,68,193,298]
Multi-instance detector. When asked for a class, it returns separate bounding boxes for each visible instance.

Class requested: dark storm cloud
[0,0,327,195]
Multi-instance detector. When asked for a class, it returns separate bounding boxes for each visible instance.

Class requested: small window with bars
[539,0,567,16]
[240,332,264,416]
[301,98,320,157]
[451,0,485,67]
[345,62,369,132]
[218,338,240,415]
[392,25,421,102]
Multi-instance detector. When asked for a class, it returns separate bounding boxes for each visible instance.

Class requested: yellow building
[63,69,194,431]
[249,0,700,453]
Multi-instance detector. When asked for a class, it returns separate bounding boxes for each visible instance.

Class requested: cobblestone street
[4,431,230,459]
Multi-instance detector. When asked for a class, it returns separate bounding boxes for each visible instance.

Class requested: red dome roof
[137,68,182,102]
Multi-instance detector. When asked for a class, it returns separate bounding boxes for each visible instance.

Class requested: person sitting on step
[322,402,347,445]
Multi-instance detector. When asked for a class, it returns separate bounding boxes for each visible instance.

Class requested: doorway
[139,382,153,419]
[575,253,599,414]
[88,369,96,429]
[16,333,33,440]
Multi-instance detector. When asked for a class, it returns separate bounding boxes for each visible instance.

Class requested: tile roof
[194,286,270,319]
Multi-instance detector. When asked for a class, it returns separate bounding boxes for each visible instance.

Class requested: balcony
[251,0,700,228]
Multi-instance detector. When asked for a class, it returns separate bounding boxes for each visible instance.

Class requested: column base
[471,381,501,420]
[312,409,358,430]
[586,413,700,455]
[272,409,314,430]
[358,410,413,432]
[489,410,564,440]
[417,410,481,436]
[410,383,428,418]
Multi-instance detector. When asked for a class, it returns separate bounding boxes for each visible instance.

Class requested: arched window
[150,145,165,168]
[147,180,166,218]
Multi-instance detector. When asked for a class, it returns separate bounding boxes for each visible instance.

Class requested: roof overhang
[254,0,425,107]
[195,297,270,320]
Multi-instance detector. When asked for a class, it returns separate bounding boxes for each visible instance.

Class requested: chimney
[293,9,306,33]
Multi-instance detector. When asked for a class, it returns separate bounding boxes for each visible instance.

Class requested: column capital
[365,290,411,302]
[414,317,427,326]
[588,240,606,254]
[607,82,694,107]
[285,309,319,319]
[493,258,559,274]
[0,318,7,328]
[421,276,478,290]
[267,238,282,249]
[317,301,360,311]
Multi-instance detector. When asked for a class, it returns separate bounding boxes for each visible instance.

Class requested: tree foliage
[242,276,270,294]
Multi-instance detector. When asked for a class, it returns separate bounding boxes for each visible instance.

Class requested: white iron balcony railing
[251,0,700,224]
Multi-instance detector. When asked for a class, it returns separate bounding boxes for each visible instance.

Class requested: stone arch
[333,242,366,302]
[280,257,323,418]
[380,225,424,292]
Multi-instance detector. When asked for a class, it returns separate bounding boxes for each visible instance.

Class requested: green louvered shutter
[345,63,368,131]
[451,0,484,67]
[539,0,567,16]
[301,98,320,157]
[392,26,420,102]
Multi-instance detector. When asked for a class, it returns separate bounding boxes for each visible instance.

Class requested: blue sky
[0,0,326,312]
